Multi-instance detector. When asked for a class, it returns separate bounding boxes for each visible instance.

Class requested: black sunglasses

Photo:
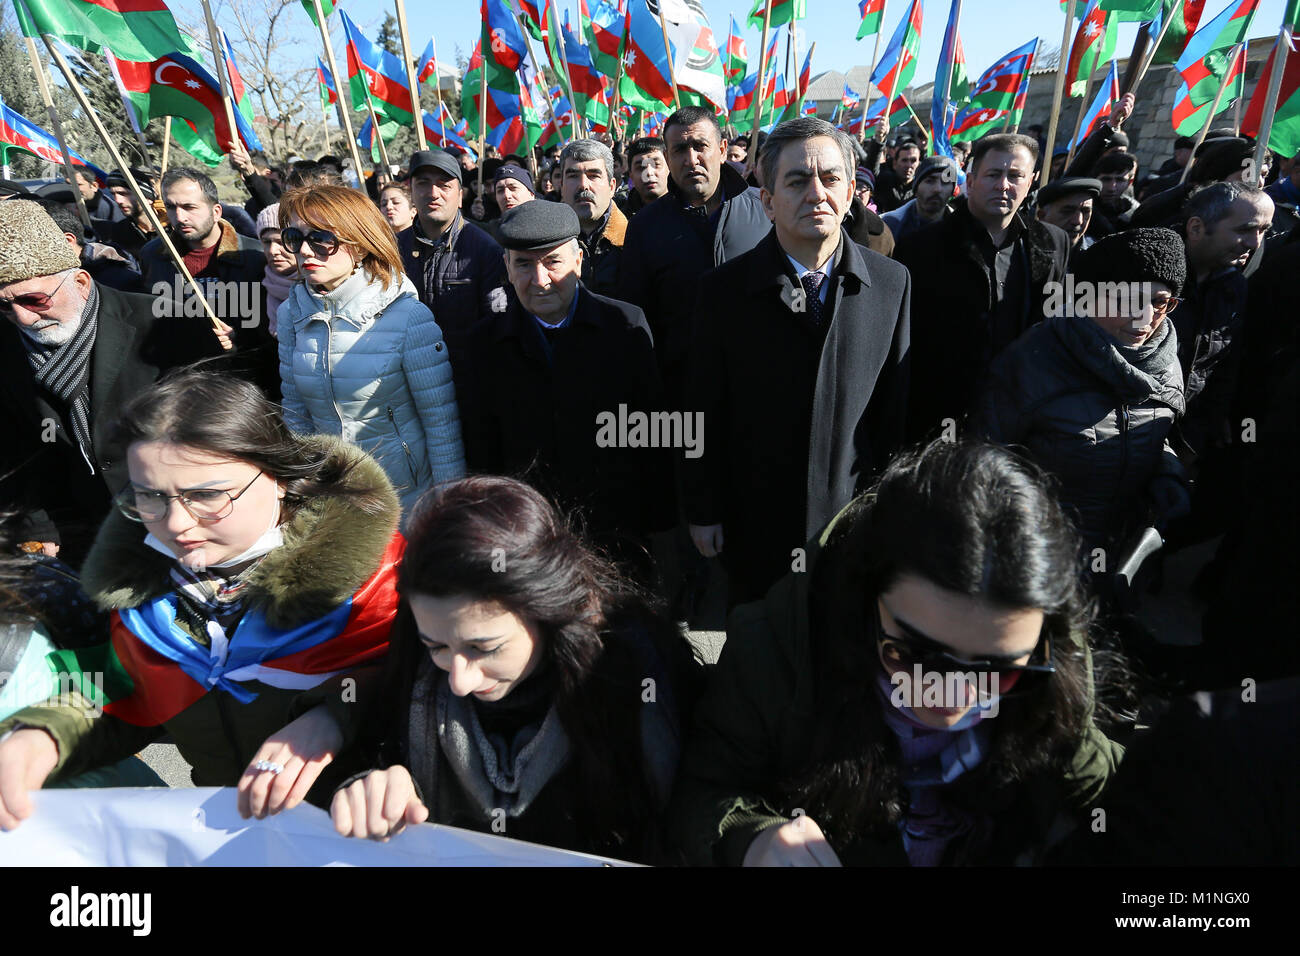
[280,227,341,257]
[872,599,1056,685]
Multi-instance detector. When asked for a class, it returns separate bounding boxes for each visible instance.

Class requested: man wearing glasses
[396,149,508,388]
[0,201,229,565]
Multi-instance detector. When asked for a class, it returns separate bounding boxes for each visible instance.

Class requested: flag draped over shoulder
[15,0,191,63]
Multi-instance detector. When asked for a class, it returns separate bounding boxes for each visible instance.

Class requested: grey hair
[161,167,220,206]
[759,118,857,195]
[1184,180,1266,230]
[559,139,615,181]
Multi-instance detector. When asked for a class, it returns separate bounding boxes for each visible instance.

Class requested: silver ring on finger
[254,760,284,775]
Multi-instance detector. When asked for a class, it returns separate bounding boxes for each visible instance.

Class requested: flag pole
[1251,24,1294,187]
[161,116,172,172]
[198,0,244,157]
[431,36,446,147]
[1042,0,1078,188]
[936,0,963,154]
[749,2,773,171]
[311,0,366,190]
[319,89,333,152]
[478,23,488,181]
[394,0,427,150]
[363,95,394,173]
[1181,42,1244,185]
[40,36,226,339]
[656,4,681,110]
[1010,41,1038,133]
[859,0,890,143]
[548,5,581,141]
[17,26,91,230]
[1132,7,1176,93]
[509,1,562,151]
[1064,66,1095,170]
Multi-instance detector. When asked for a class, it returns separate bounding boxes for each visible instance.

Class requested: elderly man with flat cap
[458,200,673,579]
[1036,177,1101,255]
[0,201,230,565]
[397,148,507,384]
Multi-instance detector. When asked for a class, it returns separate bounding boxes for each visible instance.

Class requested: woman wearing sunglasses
[970,228,1190,555]
[671,440,1123,866]
[0,370,403,831]
[276,185,465,517]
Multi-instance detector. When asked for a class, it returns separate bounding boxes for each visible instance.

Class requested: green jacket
[0,437,400,801]
[669,500,1124,866]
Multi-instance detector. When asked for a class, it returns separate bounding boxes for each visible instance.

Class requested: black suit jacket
[458,284,675,550]
[0,283,225,561]
[684,228,911,605]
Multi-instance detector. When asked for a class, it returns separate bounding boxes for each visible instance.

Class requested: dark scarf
[21,281,100,474]
[1053,312,1186,416]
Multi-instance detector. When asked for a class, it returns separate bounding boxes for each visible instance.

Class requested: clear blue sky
[192,0,1292,99]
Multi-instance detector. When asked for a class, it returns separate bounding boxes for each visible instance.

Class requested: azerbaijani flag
[725,13,747,82]
[964,38,1037,116]
[416,38,437,85]
[843,84,861,109]
[858,0,886,39]
[300,0,337,27]
[931,0,966,158]
[1099,0,1163,19]
[1066,0,1119,97]
[802,100,817,116]
[1149,0,1208,66]
[1072,58,1120,148]
[43,535,403,728]
[317,56,337,108]
[1241,29,1300,158]
[622,0,677,110]
[340,10,416,127]
[582,0,625,78]
[1170,0,1259,131]
[747,0,806,29]
[870,0,924,107]
[1173,37,1246,135]
[15,0,191,63]
[221,30,263,152]
[0,98,106,180]
[845,92,910,135]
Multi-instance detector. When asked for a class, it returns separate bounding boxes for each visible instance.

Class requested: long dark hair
[108,367,389,521]
[784,440,1105,850]
[372,475,685,857]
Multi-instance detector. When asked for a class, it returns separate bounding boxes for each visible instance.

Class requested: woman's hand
[237,704,343,819]
[0,729,60,831]
[330,765,428,841]
[743,816,843,867]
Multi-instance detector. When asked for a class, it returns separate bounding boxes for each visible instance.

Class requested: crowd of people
[0,95,1295,866]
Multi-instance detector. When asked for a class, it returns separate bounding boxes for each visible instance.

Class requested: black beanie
[1075,227,1188,296]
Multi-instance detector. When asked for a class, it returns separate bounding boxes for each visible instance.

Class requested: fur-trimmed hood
[80,435,400,630]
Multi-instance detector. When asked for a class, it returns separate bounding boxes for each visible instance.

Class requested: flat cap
[0,200,82,285]
[1037,176,1102,206]
[1075,227,1187,297]
[407,149,462,183]
[494,163,535,194]
[499,200,581,251]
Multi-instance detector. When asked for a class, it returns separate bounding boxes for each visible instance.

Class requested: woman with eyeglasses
[328,476,697,864]
[671,440,1124,866]
[0,370,404,831]
[276,185,466,517]
[970,228,1191,555]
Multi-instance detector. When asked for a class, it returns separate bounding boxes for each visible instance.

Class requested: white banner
[0,788,633,867]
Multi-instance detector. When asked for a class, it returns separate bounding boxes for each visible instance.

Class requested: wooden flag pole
[548,6,583,139]
[198,0,245,158]
[1064,66,1095,170]
[394,0,426,150]
[1131,8,1176,93]
[1042,0,1079,189]
[19,31,92,230]
[1251,26,1293,186]
[363,95,394,173]
[161,116,173,172]
[318,91,333,152]
[431,36,446,146]
[749,3,773,172]
[41,37,225,337]
[859,0,891,143]
[656,6,682,111]
[1181,42,1244,185]
[311,0,366,190]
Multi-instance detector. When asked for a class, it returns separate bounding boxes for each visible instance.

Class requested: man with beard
[881,156,958,241]
[102,168,160,260]
[872,139,922,214]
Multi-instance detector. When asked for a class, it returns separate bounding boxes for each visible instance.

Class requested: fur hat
[0,200,81,285]
[1075,227,1188,297]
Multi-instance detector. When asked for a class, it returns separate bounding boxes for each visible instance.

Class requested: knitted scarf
[407,654,571,821]
[21,282,100,473]
[261,265,297,332]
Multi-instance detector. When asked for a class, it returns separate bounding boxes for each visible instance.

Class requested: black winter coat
[458,285,675,554]
[894,199,1070,441]
[618,162,769,402]
[683,229,910,605]
[0,284,227,561]
[971,313,1187,551]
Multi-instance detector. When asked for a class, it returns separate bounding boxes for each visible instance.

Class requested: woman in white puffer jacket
[276,185,466,516]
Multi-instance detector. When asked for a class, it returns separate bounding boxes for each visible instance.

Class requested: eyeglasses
[280,227,341,258]
[115,472,263,524]
[0,270,75,315]
[873,599,1056,686]
[1147,296,1180,314]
